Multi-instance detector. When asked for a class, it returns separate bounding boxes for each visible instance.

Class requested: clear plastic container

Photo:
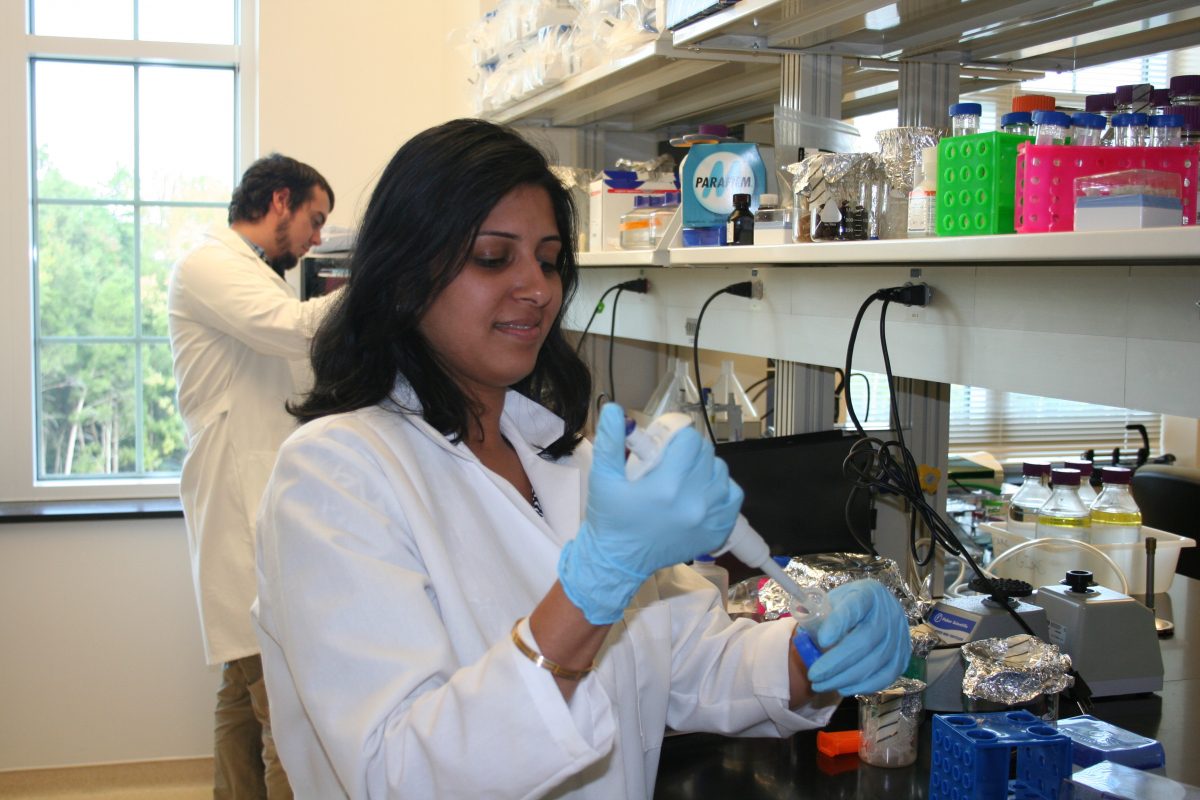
[949,102,982,137]
[1148,114,1184,147]
[858,678,925,768]
[1000,111,1033,136]
[753,193,790,245]
[1008,461,1052,537]
[1035,468,1091,541]
[1089,466,1141,545]
[649,191,678,248]
[1110,113,1150,147]
[1070,113,1106,147]
[1032,110,1072,146]
[1064,458,1097,506]
[619,195,654,250]
[690,555,729,608]
[906,146,938,238]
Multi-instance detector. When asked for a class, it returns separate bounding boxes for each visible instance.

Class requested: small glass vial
[1063,458,1097,506]
[1169,74,1200,108]
[690,555,729,608]
[753,193,791,245]
[906,146,939,238]
[1070,113,1106,147]
[949,102,982,137]
[725,193,754,245]
[1035,468,1091,541]
[1032,110,1072,145]
[619,195,653,250]
[1110,113,1150,147]
[1089,466,1142,545]
[1000,111,1032,136]
[1148,114,1184,147]
[1007,460,1052,537]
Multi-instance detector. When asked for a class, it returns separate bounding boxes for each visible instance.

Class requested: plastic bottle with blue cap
[949,102,982,137]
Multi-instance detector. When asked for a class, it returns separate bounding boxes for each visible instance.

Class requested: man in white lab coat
[168,154,340,799]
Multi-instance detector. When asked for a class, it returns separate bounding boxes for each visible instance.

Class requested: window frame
[1,1,257,501]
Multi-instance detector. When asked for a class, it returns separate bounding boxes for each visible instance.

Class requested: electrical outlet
[685,317,698,337]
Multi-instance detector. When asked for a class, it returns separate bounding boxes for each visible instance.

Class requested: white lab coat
[169,226,338,665]
[253,385,836,799]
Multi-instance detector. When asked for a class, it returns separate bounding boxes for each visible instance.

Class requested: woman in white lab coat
[254,119,911,799]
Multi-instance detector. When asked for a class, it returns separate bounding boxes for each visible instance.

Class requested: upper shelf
[484,0,1200,130]
[577,227,1200,268]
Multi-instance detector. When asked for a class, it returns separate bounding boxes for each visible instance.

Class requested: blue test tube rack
[928,711,1072,800]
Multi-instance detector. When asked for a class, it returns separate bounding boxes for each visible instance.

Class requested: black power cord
[691,281,757,443]
[574,278,650,352]
[575,278,650,404]
[841,283,1094,714]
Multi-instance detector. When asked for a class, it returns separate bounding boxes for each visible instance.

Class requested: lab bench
[653,575,1200,798]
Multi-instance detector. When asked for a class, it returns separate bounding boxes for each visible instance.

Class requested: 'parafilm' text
[694,175,753,190]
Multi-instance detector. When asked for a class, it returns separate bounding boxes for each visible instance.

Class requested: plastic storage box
[935,132,1033,236]
[1055,715,1164,770]
[929,711,1072,800]
[1015,143,1199,233]
[981,521,1195,595]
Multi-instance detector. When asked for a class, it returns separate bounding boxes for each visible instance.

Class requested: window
[3,1,253,498]
[948,386,1162,466]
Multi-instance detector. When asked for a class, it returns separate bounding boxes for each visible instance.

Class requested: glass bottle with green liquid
[1089,466,1142,545]
[1035,468,1091,541]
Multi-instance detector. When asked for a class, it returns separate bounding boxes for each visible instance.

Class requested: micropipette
[625,414,830,664]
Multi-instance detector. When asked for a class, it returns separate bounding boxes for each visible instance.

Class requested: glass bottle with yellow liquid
[1035,468,1091,541]
[1089,466,1142,545]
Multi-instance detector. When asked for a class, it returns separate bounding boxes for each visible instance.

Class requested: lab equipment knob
[1062,569,1096,594]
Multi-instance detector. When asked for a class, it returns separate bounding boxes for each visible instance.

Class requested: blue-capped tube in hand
[803,579,911,696]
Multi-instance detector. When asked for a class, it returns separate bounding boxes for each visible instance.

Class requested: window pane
[140,66,235,202]
[31,0,134,39]
[140,204,226,336]
[139,0,236,44]
[37,203,135,337]
[144,343,186,473]
[34,61,134,200]
[38,342,136,478]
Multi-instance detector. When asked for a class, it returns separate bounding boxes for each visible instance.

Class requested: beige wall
[259,0,481,229]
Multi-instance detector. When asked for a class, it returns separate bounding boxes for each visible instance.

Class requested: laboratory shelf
[579,249,667,267]
[484,0,1199,131]
[579,226,1200,268]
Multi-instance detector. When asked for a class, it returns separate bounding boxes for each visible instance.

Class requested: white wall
[0,0,481,772]
[258,0,481,231]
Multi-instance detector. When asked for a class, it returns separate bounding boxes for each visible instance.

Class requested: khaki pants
[214,654,292,800]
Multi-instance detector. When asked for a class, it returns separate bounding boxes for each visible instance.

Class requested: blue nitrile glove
[804,579,911,696]
[558,403,744,625]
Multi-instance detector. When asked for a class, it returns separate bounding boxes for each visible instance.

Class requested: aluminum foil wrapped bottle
[961,634,1074,722]
[875,127,942,239]
[786,153,887,243]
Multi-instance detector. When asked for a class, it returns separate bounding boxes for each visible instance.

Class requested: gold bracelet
[511,617,594,681]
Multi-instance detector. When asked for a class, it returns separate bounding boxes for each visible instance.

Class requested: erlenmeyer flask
[711,360,759,422]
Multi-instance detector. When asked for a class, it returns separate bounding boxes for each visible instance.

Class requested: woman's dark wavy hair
[228,153,334,224]
[290,119,591,459]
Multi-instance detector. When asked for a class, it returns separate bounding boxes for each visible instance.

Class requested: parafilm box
[680,143,767,242]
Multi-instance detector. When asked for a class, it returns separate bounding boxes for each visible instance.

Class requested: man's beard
[269,219,299,275]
